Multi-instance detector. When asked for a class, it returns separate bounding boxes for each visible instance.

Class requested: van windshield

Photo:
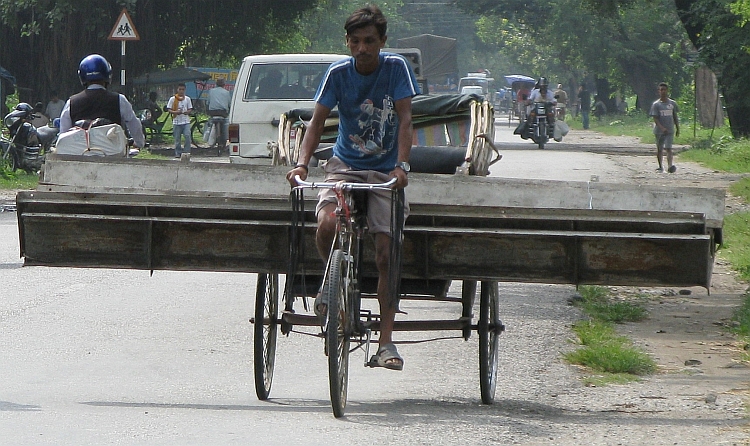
[244,63,332,101]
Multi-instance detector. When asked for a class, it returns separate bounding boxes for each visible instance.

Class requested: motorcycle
[528,101,555,149]
[1,102,58,173]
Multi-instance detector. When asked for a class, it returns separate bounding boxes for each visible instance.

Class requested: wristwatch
[395,161,411,173]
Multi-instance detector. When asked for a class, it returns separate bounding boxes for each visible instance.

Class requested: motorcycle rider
[526,78,557,112]
[524,77,556,133]
[206,77,231,148]
[59,54,145,150]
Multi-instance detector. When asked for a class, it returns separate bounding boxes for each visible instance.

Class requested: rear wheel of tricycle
[254,273,279,400]
[479,280,502,404]
[326,249,350,418]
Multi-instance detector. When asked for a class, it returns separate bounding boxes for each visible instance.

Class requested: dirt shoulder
[569,130,750,439]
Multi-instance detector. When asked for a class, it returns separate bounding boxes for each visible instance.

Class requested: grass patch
[0,166,39,190]
[719,212,750,282]
[732,292,750,337]
[137,150,172,160]
[565,286,656,381]
[564,320,656,375]
[576,285,648,323]
[731,293,750,362]
[564,109,733,148]
[681,136,750,173]
[729,176,750,201]
[581,373,641,387]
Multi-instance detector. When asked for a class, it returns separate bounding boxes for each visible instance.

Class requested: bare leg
[666,147,674,170]
[312,202,337,316]
[656,136,664,171]
[374,231,401,368]
[316,203,337,260]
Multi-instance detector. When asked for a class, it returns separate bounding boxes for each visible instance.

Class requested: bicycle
[284,175,403,417]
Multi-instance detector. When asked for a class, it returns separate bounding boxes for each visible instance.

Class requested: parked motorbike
[204,110,228,156]
[528,101,555,150]
[2,102,58,173]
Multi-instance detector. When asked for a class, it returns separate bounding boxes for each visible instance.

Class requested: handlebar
[294,175,397,191]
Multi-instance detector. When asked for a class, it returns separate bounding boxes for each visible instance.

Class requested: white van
[228,53,347,164]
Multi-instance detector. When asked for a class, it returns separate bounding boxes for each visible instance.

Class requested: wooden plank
[18,208,714,288]
[37,156,725,231]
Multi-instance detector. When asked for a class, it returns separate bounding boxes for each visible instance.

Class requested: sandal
[367,343,404,371]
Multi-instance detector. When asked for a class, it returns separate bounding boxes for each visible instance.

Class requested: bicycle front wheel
[325,249,350,418]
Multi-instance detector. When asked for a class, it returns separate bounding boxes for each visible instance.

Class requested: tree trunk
[721,60,750,138]
[695,66,723,128]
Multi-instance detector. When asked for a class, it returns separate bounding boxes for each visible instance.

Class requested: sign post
[108,8,140,86]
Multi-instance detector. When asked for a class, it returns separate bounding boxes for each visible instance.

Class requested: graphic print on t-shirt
[347,95,395,157]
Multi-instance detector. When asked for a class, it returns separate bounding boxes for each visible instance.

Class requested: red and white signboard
[108,9,140,41]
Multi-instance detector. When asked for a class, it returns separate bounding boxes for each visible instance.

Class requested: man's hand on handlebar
[390,166,408,189]
[286,165,308,187]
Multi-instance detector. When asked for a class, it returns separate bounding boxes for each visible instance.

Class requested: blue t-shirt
[315,52,420,173]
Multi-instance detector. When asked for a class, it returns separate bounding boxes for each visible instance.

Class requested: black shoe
[668,165,677,173]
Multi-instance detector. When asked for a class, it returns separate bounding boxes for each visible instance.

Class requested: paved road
[1,122,745,445]
[0,210,586,445]
[489,119,637,182]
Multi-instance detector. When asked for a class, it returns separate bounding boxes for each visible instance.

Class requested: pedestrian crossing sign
[109,9,140,41]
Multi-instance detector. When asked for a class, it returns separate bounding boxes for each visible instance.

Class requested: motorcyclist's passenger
[553,84,568,120]
[59,54,145,149]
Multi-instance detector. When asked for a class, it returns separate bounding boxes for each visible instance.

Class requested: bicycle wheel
[325,249,350,418]
[254,273,279,400]
[478,280,502,404]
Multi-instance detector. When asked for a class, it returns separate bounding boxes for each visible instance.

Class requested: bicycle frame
[288,175,400,417]
[289,176,398,323]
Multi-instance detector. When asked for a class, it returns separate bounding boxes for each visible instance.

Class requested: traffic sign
[109,8,140,41]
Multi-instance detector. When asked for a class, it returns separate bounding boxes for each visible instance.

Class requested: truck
[383,47,428,93]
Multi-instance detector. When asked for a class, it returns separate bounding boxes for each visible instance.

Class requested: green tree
[0,1,318,106]
[455,0,691,112]
[675,0,750,137]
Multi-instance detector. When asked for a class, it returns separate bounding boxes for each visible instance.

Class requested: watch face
[398,161,410,172]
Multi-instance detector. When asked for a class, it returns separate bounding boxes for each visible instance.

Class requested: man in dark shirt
[577,85,591,130]
[59,54,144,148]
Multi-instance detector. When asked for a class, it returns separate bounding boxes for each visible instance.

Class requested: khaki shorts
[315,156,410,235]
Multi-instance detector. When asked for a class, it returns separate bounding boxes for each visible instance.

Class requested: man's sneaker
[656,167,664,173]
[668,165,677,173]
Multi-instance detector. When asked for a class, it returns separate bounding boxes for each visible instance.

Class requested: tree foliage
[675,0,750,137]
[0,0,317,105]
[296,0,408,54]
[454,0,690,112]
